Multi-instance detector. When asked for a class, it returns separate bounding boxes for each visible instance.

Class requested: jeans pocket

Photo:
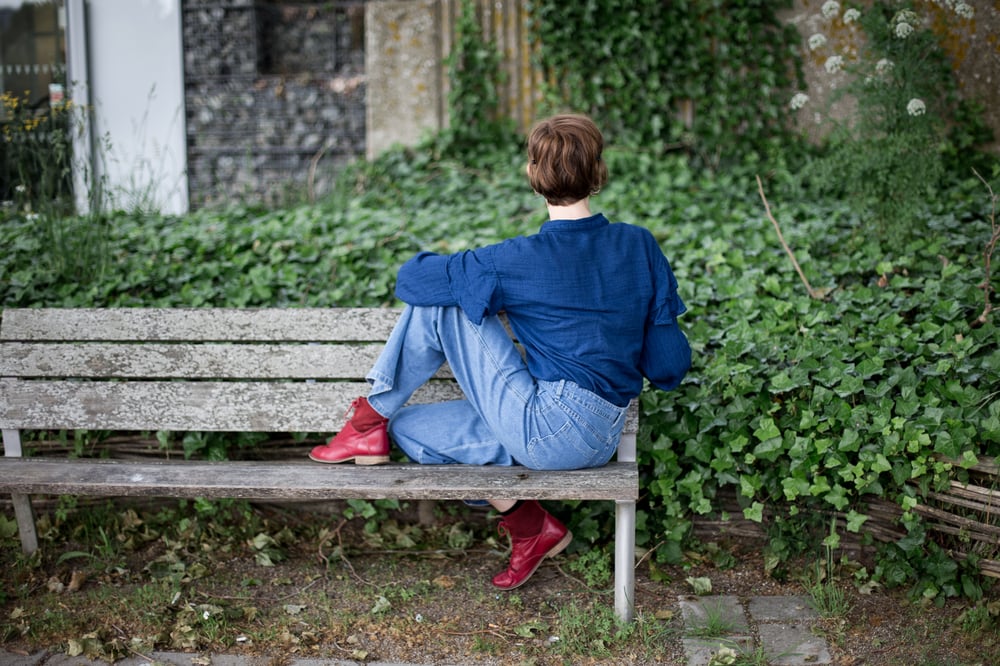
[556,384,627,447]
[524,421,587,470]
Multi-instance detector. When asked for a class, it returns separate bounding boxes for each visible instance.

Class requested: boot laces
[342,397,362,424]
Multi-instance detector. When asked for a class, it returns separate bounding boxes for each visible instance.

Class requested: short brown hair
[526,114,608,206]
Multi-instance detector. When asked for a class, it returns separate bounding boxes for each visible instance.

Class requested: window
[1,0,69,205]
[0,0,66,117]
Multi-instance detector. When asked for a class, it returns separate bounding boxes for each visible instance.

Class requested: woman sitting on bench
[309,113,691,590]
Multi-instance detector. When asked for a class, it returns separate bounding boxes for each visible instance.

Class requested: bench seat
[0,458,637,501]
[0,307,640,622]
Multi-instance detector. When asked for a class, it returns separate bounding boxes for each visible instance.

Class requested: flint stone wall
[182,0,365,208]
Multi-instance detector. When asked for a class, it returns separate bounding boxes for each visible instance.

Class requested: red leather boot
[309,397,390,465]
[492,500,572,590]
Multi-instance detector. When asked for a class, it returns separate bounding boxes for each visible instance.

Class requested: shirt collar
[539,213,608,233]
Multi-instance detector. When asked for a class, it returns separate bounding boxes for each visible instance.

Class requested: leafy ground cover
[2,145,999,661]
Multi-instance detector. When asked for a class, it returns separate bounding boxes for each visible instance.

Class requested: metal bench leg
[614,498,636,623]
[4,429,39,554]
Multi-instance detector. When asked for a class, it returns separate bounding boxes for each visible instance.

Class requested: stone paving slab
[748,595,820,623]
[677,594,750,633]
[758,623,833,665]
[0,653,45,666]
[681,636,754,666]
[678,595,833,666]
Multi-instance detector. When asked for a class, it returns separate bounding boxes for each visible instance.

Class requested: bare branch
[971,168,998,328]
[756,175,821,300]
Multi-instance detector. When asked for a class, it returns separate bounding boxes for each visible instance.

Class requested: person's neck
[546,198,592,220]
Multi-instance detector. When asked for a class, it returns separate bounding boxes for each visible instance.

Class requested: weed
[565,545,612,588]
[471,634,503,655]
[551,600,633,657]
[687,600,742,639]
[808,578,851,619]
[94,526,120,563]
[709,642,791,666]
[28,605,80,639]
[630,610,683,661]
[959,601,1000,636]
[732,645,771,666]
[53,495,79,524]
[385,578,433,604]
[806,518,852,618]
[506,592,524,610]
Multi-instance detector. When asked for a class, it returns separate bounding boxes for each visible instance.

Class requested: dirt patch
[1,499,997,665]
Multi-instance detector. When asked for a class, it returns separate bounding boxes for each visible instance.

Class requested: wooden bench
[0,308,640,622]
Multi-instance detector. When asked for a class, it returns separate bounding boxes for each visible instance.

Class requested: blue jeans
[365,305,627,470]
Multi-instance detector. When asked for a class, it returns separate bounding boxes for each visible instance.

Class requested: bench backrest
[1,308,637,458]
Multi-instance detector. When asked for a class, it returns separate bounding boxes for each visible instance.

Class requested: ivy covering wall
[529,0,804,160]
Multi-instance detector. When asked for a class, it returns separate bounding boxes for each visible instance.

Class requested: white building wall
[71,0,188,214]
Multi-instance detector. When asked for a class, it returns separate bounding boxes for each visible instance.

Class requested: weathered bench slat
[1,306,642,623]
[0,342,387,379]
[0,458,638,501]
[0,308,402,342]
[0,379,462,431]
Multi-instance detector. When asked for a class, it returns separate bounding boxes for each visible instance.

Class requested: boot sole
[307,454,390,465]
[494,529,573,591]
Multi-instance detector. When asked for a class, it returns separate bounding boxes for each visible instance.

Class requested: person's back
[310,112,691,591]
[492,215,683,405]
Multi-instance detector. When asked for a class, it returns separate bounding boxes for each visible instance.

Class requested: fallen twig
[634,539,666,570]
[441,627,514,642]
[756,175,821,300]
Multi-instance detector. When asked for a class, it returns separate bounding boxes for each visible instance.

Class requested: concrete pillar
[365,0,541,160]
[365,0,446,159]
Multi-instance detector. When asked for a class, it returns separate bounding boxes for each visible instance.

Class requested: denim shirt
[394,213,691,406]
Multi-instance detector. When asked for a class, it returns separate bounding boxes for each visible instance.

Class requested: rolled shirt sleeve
[395,251,454,306]
[641,317,691,391]
[639,253,691,391]
[395,249,502,325]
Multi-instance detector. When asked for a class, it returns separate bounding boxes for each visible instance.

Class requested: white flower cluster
[801,2,960,124]
[790,92,810,110]
[892,9,919,38]
[809,33,827,50]
[955,2,974,19]
[810,2,856,77]
[931,0,975,19]
[907,98,926,116]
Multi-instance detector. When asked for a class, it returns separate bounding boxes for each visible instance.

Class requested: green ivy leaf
[781,477,809,501]
[824,485,849,511]
[743,502,764,522]
[753,417,781,442]
[845,510,868,533]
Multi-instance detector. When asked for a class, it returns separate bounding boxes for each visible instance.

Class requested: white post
[65,0,93,216]
[615,497,636,623]
[613,402,638,623]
